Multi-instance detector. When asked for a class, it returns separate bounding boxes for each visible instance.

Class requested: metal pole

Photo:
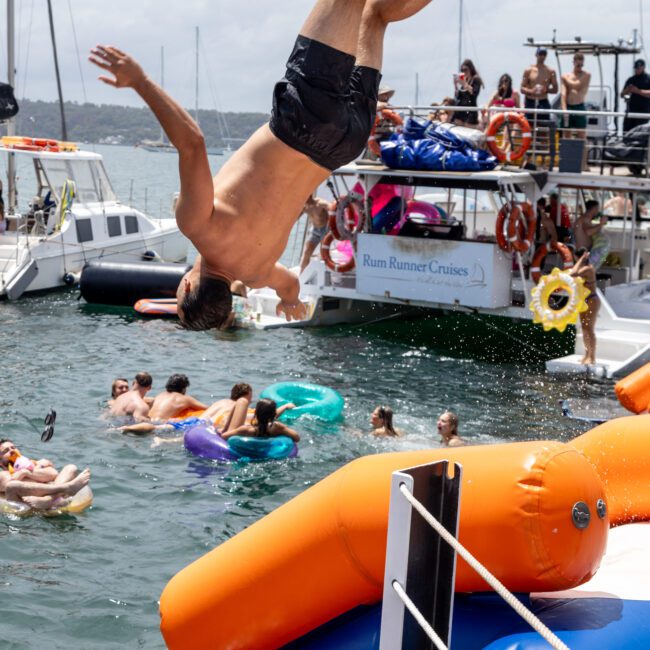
[47,0,68,141]
[614,53,620,133]
[7,0,17,211]
[160,46,165,143]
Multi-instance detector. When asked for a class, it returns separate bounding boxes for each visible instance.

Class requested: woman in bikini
[222,399,300,442]
[570,248,600,365]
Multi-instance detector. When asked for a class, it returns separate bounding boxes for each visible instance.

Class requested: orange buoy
[614,362,650,414]
[570,414,650,525]
[530,241,574,284]
[160,441,607,650]
[485,112,532,162]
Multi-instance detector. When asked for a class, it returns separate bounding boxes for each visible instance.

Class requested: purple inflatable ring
[184,423,298,462]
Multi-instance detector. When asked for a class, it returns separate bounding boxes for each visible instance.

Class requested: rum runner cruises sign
[356,234,512,309]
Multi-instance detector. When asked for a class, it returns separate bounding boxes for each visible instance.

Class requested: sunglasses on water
[41,408,57,442]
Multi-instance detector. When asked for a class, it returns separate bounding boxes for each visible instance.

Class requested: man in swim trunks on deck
[299,194,330,274]
[0,439,91,510]
[109,371,153,422]
[90,0,431,330]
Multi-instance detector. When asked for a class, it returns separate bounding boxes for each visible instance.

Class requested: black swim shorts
[270,35,381,171]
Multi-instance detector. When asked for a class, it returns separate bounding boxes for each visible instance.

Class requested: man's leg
[356,0,432,70]
[300,239,318,274]
[53,464,78,484]
[299,0,367,56]
[5,469,90,502]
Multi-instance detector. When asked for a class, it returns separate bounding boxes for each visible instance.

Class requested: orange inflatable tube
[615,362,650,414]
[160,441,607,650]
[570,414,650,525]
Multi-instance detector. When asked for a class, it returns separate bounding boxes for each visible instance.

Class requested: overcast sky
[0,0,647,114]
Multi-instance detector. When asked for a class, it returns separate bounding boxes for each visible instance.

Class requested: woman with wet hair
[222,399,300,442]
[437,410,464,447]
[370,405,403,437]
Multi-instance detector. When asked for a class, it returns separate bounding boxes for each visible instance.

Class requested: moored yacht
[0,137,187,299]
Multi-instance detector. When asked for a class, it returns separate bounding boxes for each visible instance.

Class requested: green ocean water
[0,146,616,648]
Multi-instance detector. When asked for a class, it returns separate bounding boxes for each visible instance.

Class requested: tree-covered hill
[1,98,268,147]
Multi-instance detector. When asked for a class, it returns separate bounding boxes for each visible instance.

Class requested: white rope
[398,483,570,650]
[391,580,447,650]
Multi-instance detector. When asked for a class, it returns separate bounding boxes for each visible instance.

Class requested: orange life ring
[530,241,574,284]
[328,193,365,241]
[320,232,355,273]
[4,137,62,153]
[495,202,525,252]
[507,201,536,253]
[368,108,403,157]
[485,112,532,162]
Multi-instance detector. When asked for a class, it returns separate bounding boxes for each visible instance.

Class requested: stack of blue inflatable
[380,117,497,172]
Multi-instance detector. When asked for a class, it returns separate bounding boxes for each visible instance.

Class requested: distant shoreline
[0,98,268,148]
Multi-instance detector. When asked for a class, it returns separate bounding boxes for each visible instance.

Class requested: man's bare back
[148,391,206,421]
[110,390,150,421]
[206,127,329,288]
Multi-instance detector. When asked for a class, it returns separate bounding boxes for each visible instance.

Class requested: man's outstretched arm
[268,263,307,321]
[89,46,213,239]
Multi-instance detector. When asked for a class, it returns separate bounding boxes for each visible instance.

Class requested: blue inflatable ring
[184,423,297,462]
[260,382,344,422]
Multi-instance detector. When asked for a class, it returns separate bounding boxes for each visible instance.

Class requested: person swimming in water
[89,0,431,330]
[222,399,300,442]
[369,405,403,437]
[437,410,464,447]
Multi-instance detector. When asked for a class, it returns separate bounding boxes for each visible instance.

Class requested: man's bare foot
[151,436,163,449]
[63,468,91,496]
[23,495,56,510]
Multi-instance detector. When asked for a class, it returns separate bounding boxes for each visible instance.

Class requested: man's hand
[89,45,146,90]
[276,300,308,322]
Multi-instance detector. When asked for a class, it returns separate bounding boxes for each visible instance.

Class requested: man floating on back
[90,0,431,330]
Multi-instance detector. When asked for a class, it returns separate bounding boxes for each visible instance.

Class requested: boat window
[40,159,117,203]
[75,218,94,243]
[124,215,139,234]
[107,216,121,237]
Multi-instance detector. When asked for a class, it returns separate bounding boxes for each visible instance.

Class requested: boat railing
[383,103,650,177]
[379,462,568,650]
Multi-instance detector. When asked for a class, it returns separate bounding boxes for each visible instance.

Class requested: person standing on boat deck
[109,371,152,421]
[574,200,607,254]
[560,53,591,140]
[521,48,558,123]
[89,0,431,331]
[451,59,483,128]
[569,248,600,366]
[621,59,650,133]
[299,194,330,274]
[437,411,464,447]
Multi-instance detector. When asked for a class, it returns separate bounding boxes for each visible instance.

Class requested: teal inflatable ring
[260,382,344,422]
[227,435,297,461]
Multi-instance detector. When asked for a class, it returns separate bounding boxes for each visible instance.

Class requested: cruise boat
[0,137,188,299]
[241,39,650,378]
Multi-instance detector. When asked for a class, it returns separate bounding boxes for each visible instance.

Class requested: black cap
[536,47,548,56]
[635,58,646,68]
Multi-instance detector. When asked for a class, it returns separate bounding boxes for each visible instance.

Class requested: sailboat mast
[46,0,68,141]
[194,26,199,126]
[457,0,463,69]
[6,0,16,211]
